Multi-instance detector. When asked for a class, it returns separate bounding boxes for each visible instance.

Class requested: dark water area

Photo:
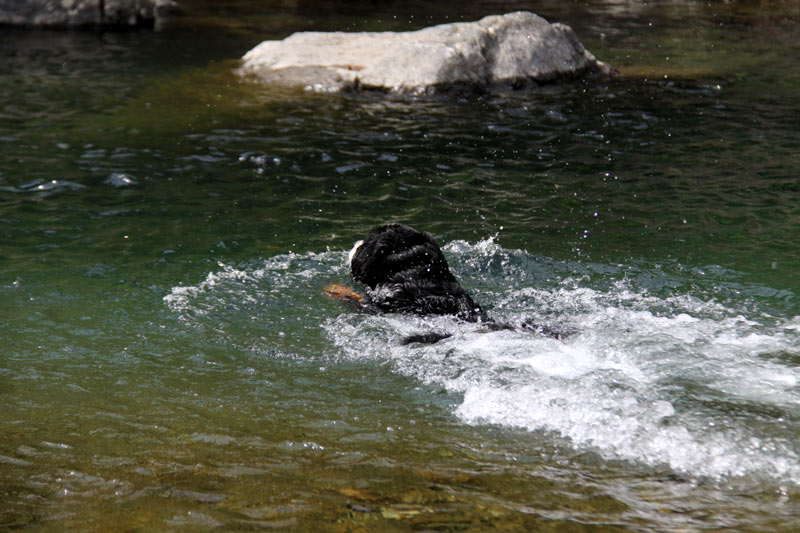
[3,0,800,530]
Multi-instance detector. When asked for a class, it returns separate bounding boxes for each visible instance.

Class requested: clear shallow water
[3,0,800,529]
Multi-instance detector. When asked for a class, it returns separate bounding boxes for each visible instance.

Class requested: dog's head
[349,224,456,289]
[348,224,486,321]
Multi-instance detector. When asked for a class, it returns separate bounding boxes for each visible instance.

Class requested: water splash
[323,239,800,485]
[163,252,341,315]
[165,240,800,484]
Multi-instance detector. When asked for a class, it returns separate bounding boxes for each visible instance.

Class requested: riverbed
[2,0,800,529]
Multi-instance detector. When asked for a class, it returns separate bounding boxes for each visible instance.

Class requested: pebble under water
[3,0,800,530]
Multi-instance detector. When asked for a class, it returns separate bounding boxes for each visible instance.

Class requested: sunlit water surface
[3,0,800,530]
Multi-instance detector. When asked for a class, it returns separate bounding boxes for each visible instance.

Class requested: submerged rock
[240,11,610,95]
[0,0,171,28]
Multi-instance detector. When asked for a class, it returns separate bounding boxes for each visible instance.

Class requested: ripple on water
[1,178,87,195]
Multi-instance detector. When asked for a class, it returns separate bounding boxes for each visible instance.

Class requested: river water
[2,0,800,529]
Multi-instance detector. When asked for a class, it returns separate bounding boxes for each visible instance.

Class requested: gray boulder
[0,0,170,27]
[240,11,610,94]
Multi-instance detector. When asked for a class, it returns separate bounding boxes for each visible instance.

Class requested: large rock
[0,0,169,27]
[240,11,610,94]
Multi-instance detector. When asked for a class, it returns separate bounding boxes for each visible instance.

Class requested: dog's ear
[350,235,381,286]
[348,240,364,269]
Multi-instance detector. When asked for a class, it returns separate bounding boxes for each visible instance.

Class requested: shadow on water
[2,0,800,530]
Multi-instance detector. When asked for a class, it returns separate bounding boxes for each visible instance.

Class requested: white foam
[324,239,800,484]
[165,243,800,484]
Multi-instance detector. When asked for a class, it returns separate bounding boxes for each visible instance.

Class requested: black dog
[349,224,487,322]
[324,224,571,344]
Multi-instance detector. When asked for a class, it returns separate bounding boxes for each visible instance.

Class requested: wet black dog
[349,223,487,322]
[324,224,571,344]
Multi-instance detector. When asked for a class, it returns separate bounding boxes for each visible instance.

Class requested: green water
[3,0,800,530]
